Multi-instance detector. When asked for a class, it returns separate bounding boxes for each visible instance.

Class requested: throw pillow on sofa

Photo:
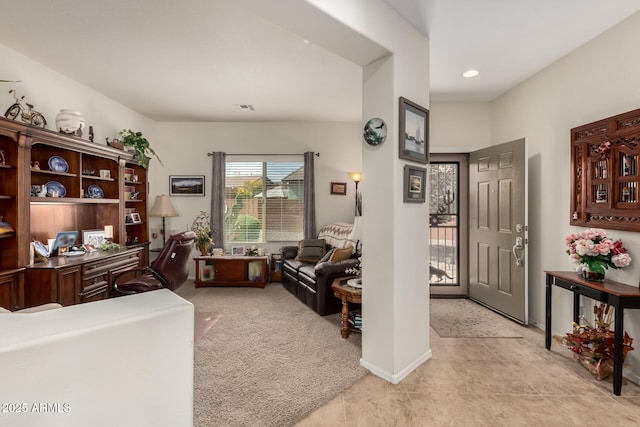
[295,239,326,263]
[329,246,353,261]
[318,248,335,263]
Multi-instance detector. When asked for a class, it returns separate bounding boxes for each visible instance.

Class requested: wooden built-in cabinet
[571,108,640,231]
[0,117,151,310]
[0,269,24,311]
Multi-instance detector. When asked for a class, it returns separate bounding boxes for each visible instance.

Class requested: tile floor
[295,324,640,426]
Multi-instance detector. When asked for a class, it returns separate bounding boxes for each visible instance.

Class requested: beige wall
[0,43,155,145]
[150,121,362,256]
[490,11,640,382]
[430,101,492,152]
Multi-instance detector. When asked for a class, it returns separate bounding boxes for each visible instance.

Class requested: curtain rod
[207,152,319,157]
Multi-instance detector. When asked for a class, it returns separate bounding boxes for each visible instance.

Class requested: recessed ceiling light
[463,69,480,78]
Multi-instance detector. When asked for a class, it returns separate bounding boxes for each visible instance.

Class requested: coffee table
[331,277,362,339]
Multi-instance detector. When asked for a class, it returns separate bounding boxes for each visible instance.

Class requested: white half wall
[0,290,194,426]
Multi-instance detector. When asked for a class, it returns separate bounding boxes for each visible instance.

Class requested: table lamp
[149,194,179,245]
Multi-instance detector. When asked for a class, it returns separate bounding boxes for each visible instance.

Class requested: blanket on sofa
[317,222,355,249]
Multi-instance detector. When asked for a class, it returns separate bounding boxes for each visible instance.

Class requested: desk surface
[28,246,141,269]
[545,270,640,297]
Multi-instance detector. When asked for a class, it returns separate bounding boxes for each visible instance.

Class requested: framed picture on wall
[169,175,205,196]
[330,182,347,195]
[403,164,426,203]
[399,97,429,164]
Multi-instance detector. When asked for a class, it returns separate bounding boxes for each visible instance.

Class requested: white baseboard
[360,349,432,384]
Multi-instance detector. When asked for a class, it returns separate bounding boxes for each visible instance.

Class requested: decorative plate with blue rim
[48,156,69,173]
[87,185,104,199]
[45,181,66,198]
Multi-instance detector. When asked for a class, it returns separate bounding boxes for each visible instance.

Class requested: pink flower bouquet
[565,228,631,275]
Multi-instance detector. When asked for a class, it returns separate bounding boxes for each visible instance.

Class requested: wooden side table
[331,277,362,339]
[545,271,640,395]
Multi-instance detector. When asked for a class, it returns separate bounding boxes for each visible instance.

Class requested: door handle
[512,237,524,266]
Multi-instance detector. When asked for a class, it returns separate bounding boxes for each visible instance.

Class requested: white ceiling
[0,0,639,122]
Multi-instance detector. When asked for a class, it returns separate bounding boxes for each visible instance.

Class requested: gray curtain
[210,152,226,248]
[303,151,316,239]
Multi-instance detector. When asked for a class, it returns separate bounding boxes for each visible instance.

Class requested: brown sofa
[280,223,359,315]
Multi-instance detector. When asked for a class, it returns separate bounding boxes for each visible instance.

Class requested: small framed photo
[330,182,347,195]
[83,229,106,246]
[231,246,245,256]
[399,97,429,164]
[403,164,426,203]
[126,213,142,224]
[170,175,205,196]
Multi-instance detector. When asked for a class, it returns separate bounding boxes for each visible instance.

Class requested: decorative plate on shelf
[45,181,66,198]
[48,156,69,173]
[87,185,104,199]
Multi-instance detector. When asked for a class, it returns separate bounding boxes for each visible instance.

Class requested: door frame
[429,153,469,296]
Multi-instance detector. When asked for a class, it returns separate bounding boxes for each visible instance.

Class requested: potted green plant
[192,211,214,255]
[119,129,162,168]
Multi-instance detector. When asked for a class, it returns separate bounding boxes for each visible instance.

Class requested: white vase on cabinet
[56,110,85,136]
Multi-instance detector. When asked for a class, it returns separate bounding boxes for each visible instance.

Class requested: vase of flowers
[565,228,631,281]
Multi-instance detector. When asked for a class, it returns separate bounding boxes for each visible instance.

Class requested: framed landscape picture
[170,175,205,196]
[399,97,429,164]
[403,164,426,203]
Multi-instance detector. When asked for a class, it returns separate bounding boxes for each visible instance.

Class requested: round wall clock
[363,117,387,146]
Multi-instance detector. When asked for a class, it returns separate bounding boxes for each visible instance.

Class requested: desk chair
[111,231,195,296]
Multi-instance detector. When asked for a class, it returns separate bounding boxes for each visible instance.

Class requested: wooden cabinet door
[0,275,16,310]
[58,266,82,306]
[215,260,245,281]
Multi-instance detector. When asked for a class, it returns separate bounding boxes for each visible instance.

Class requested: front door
[469,139,528,324]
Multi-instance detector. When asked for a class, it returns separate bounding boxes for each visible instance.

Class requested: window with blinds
[225,159,304,243]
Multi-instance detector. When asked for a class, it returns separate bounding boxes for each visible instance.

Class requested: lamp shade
[348,171,362,182]
[149,195,179,217]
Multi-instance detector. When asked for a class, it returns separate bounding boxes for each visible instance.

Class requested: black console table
[545,271,640,395]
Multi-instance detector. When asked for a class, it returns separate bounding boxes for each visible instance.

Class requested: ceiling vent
[236,104,255,111]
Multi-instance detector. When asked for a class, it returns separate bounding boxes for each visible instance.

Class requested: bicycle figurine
[4,89,47,128]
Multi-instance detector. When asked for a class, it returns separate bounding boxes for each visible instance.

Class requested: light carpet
[430,298,524,338]
[176,281,367,427]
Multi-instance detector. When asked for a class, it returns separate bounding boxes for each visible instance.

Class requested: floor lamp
[348,171,362,216]
[149,194,179,246]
